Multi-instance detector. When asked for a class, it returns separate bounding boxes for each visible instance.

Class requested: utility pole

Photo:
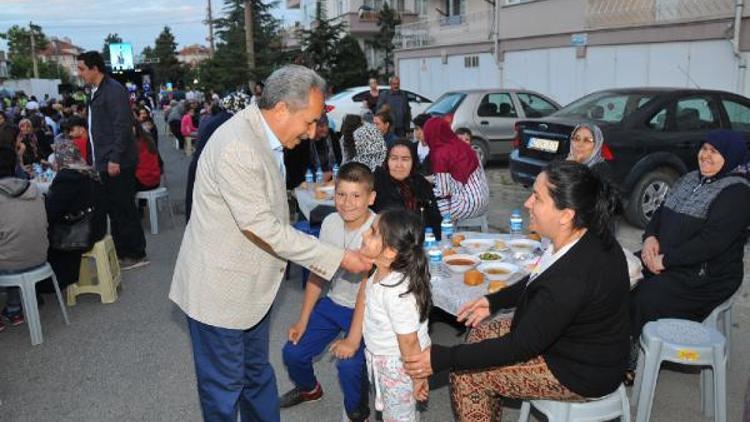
[29,21,39,78]
[206,0,215,55]
[244,0,256,89]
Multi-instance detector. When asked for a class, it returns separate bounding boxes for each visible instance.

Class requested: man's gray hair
[257,65,326,111]
[389,75,400,83]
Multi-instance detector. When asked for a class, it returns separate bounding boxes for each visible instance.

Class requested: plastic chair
[135,186,176,235]
[518,384,629,422]
[632,319,727,422]
[456,214,489,233]
[67,235,122,305]
[703,289,740,361]
[0,263,70,345]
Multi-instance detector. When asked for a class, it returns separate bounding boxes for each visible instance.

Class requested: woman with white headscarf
[567,123,612,180]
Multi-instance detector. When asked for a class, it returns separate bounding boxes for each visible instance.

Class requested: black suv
[510,88,750,228]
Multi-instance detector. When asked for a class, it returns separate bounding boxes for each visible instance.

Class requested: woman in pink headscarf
[423,117,489,221]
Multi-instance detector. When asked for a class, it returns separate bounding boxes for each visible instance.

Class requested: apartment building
[395,0,749,105]
[299,0,423,70]
[38,37,85,85]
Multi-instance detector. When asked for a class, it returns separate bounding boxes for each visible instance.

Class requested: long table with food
[430,232,544,316]
[293,183,335,221]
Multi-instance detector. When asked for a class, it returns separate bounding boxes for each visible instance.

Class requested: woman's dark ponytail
[544,160,621,249]
[378,209,433,322]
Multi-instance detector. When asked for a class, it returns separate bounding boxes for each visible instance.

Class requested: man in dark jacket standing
[375,76,411,137]
[77,51,147,270]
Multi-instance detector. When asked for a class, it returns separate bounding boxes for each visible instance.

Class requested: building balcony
[338,10,420,35]
[394,8,495,51]
[585,0,735,30]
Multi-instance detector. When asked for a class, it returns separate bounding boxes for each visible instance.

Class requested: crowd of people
[1,55,748,422]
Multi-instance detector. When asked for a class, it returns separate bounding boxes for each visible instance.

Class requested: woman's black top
[372,166,442,239]
[45,169,107,243]
[431,230,630,398]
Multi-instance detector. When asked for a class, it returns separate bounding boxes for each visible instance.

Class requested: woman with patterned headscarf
[352,122,387,172]
[42,138,107,291]
[567,123,613,182]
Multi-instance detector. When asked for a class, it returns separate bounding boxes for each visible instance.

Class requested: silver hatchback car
[424,89,561,164]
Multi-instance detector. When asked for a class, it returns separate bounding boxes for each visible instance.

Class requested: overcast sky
[0,0,300,54]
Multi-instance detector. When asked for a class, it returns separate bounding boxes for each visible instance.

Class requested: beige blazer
[169,105,344,329]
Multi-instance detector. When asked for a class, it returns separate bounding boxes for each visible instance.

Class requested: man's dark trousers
[101,166,146,259]
[188,310,280,422]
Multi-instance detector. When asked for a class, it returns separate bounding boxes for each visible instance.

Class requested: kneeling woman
[404,160,630,421]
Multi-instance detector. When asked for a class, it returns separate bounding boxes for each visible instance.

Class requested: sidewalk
[0,127,746,421]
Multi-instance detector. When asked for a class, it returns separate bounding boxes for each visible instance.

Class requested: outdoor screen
[109,43,134,71]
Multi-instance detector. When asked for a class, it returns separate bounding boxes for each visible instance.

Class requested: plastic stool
[135,187,176,235]
[518,384,629,422]
[703,289,740,361]
[67,235,122,305]
[456,214,489,233]
[0,263,70,345]
[633,319,727,422]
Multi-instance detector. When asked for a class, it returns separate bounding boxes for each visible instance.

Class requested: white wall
[398,52,502,101]
[1,79,61,100]
[502,40,739,105]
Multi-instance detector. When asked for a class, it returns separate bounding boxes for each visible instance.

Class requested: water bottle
[304,169,314,189]
[440,214,453,248]
[332,163,339,180]
[427,247,443,280]
[509,209,524,238]
[33,163,43,178]
[424,227,436,249]
[315,166,324,185]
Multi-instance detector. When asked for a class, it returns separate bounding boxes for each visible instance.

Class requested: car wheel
[471,138,489,166]
[625,168,679,228]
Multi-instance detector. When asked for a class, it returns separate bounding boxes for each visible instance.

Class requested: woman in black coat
[372,139,442,239]
[44,139,107,290]
[402,161,629,420]
[628,129,750,379]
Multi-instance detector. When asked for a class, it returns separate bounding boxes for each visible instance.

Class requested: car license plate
[527,137,559,153]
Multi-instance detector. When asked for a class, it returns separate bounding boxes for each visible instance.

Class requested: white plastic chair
[632,319,727,422]
[703,289,740,361]
[456,214,489,233]
[0,263,70,345]
[135,186,176,235]
[518,384,630,422]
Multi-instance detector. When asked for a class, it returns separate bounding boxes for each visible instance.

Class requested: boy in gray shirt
[280,162,376,422]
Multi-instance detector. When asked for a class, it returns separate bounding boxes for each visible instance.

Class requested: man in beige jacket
[169,65,372,422]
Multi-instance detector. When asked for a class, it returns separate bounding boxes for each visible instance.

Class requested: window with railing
[415,0,428,15]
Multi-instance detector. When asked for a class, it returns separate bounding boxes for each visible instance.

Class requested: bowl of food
[460,239,495,254]
[506,239,542,254]
[451,233,466,247]
[463,269,484,286]
[487,280,507,293]
[477,262,519,282]
[494,239,509,251]
[476,251,505,262]
[315,185,335,200]
[443,254,480,274]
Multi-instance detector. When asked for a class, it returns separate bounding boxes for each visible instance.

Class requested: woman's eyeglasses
[571,135,594,144]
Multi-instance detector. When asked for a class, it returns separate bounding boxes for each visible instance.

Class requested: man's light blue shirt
[259,112,286,180]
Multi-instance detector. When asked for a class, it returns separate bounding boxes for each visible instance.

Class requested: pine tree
[198,0,282,93]
[370,3,401,78]
[152,26,186,88]
[330,35,368,91]
[298,1,346,85]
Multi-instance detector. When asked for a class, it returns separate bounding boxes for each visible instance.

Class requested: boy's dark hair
[336,161,374,191]
[66,115,87,130]
[76,51,106,73]
[0,145,18,178]
[377,209,432,322]
[412,113,430,129]
[374,109,393,128]
[455,127,472,137]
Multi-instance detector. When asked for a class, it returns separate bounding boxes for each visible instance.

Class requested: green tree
[370,3,401,77]
[330,35,368,91]
[152,26,186,88]
[102,33,123,59]
[298,1,346,85]
[0,23,71,83]
[198,0,283,93]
